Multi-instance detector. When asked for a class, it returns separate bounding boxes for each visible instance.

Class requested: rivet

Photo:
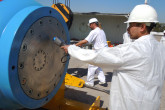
[19,63,24,69]
[30,29,34,35]
[22,78,26,85]
[39,20,43,25]
[22,44,27,51]
[29,89,33,94]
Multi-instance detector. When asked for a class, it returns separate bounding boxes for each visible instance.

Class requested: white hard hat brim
[87,21,99,26]
[124,21,159,23]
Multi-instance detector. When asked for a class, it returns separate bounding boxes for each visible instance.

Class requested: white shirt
[85,27,108,50]
[68,34,165,110]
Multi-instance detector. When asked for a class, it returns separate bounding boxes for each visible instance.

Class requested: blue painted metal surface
[0,0,70,109]
[0,0,40,37]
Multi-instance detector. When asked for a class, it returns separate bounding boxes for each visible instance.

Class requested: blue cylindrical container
[0,0,70,109]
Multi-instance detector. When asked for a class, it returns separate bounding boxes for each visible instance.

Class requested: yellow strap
[61,4,70,14]
[51,4,69,22]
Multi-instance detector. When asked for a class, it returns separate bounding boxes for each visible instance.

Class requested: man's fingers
[61,45,69,53]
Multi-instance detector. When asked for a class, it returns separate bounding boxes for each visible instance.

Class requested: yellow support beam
[65,73,85,88]
[43,73,108,110]
[43,80,105,110]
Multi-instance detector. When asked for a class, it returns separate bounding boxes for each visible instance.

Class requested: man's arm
[61,44,123,70]
[75,40,88,46]
[61,39,88,53]
[67,45,123,70]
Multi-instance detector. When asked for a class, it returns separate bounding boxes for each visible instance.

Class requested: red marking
[0,0,2,1]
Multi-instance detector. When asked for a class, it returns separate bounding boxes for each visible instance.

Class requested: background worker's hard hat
[88,18,98,26]
[125,4,159,23]
[164,30,165,33]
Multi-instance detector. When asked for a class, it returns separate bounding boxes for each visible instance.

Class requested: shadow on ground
[67,68,87,78]
[64,87,104,106]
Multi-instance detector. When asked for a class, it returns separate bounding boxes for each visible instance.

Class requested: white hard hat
[88,18,98,26]
[164,30,165,33]
[125,4,159,23]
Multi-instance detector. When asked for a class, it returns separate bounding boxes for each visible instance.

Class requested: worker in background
[75,18,108,87]
[160,30,165,45]
[61,4,165,110]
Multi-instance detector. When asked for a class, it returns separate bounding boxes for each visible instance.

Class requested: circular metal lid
[18,16,67,99]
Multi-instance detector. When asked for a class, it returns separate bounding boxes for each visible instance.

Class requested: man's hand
[61,45,70,53]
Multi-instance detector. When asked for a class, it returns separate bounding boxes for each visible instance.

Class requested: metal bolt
[39,20,43,25]
[30,29,34,35]
[22,44,27,51]
[19,63,24,69]
[21,78,26,85]
[28,89,33,94]
[37,93,41,97]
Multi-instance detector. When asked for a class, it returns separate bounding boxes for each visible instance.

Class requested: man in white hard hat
[61,4,165,110]
[74,18,108,87]
[160,30,165,45]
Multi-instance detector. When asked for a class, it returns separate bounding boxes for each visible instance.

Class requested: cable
[61,54,70,63]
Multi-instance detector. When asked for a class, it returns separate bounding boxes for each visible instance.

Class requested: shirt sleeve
[68,45,123,70]
[85,30,97,43]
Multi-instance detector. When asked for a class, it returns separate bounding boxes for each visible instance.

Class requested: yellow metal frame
[43,81,66,109]
[43,79,105,110]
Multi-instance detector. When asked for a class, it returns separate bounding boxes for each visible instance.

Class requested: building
[69,12,128,44]
[150,31,164,41]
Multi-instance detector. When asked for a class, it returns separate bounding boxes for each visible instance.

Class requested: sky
[35,0,165,23]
